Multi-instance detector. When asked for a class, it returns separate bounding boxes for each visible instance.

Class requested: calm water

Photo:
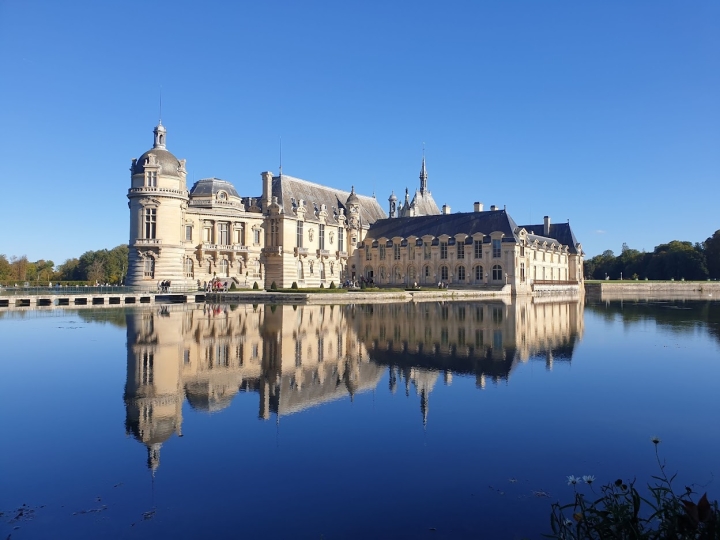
[1,298,719,539]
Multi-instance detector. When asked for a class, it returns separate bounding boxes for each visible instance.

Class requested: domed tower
[127,122,189,287]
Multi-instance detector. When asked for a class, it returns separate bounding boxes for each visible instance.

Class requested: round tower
[126,122,189,287]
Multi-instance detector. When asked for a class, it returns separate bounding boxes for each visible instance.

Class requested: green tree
[0,254,12,280]
[704,230,720,279]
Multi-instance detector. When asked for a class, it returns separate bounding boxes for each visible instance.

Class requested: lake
[1,298,719,539]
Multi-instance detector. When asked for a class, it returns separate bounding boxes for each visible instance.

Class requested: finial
[279,136,282,178]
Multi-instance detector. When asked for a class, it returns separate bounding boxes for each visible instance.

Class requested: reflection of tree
[587,300,720,346]
[76,308,129,328]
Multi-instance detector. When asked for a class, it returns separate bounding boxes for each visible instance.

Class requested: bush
[230,282,237,290]
[329,281,336,289]
[360,281,366,289]
[291,281,298,289]
[548,440,719,539]
[252,282,259,290]
[320,283,324,288]
[270,281,277,290]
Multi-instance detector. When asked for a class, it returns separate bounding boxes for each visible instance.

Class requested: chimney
[490,205,498,211]
[544,216,551,236]
[261,171,273,212]
[473,202,483,212]
[442,204,451,215]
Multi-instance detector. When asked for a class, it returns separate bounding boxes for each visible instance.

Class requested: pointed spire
[419,144,428,193]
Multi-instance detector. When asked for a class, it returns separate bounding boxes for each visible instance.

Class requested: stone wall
[585,282,720,301]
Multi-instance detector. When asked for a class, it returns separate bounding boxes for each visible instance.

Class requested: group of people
[203,278,229,292]
[343,276,376,288]
[157,280,172,292]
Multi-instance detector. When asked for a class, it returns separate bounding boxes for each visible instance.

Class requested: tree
[0,255,12,280]
[704,230,720,279]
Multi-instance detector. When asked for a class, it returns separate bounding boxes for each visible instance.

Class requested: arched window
[297,260,304,280]
[441,266,448,281]
[457,266,465,281]
[184,257,194,277]
[492,264,503,281]
[144,257,155,278]
[475,265,484,282]
[219,259,229,277]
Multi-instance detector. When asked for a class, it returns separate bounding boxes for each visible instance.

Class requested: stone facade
[126,122,583,294]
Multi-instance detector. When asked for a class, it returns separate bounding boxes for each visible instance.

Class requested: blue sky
[0,0,718,263]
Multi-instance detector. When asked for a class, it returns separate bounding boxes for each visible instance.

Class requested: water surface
[1,299,718,539]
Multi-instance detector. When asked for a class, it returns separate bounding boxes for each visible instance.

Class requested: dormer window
[217,191,227,200]
[146,171,157,187]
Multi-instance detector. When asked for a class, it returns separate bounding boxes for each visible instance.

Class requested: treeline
[584,231,720,281]
[0,245,129,285]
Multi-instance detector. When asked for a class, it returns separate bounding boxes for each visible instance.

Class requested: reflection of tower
[409,368,438,427]
[124,310,184,474]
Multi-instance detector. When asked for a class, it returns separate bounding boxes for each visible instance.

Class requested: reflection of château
[124,304,381,472]
[124,299,583,471]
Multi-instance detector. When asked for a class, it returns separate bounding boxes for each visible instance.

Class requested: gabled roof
[407,189,441,216]
[366,209,520,242]
[517,222,581,254]
[272,175,386,226]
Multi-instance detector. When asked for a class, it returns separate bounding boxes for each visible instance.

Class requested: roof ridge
[277,174,377,201]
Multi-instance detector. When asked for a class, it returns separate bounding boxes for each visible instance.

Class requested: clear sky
[0,0,718,264]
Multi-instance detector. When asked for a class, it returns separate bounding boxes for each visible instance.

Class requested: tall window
[337,227,343,252]
[219,223,229,245]
[320,262,326,281]
[319,224,325,249]
[424,242,432,260]
[219,259,229,276]
[520,262,526,282]
[269,220,279,246]
[475,265,483,282]
[185,225,192,241]
[393,243,401,260]
[457,241,465,259]
[492,239,501,258]
[144,257,154,278]
[441,266,448,280]
[203,227,211,243]
[365,245,371,260]
[458,266,465,281]
[253,229,261,244]
[297,221,304,247]
[492,264,503,281]
[440,242,448,259]
[234,227,243,245]
[141,352,154,385]
[379,244,386,260]
[409,243,415,260]
[184,257,193,277]
[474,240,482,259]
[144,208,156,239]
[146,171,157,187]
[297,261,304,280]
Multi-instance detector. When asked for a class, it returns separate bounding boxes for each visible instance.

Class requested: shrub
[291,281,298,289]
[548,440,719,539]
[329,281,336,289]
[270,281,277,290]
[320,283,324,288]
[252,282,259,290]
[230,282,237,290]
[360,281,366,289]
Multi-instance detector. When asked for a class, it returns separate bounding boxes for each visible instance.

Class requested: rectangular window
[253,229,261,244]
[185,225,192,241]
[338,227,343,252]
[203,227,211,243]
[520,244,525,257]
[521,263,526,282]
[457,242,464,259]
[424,242,432,260]
[379,244,386,260]
[393,243,401,260]
[183,349,190,365]
[144,208,156,239]
[146,171,157,187]
[319,224,325,250]
[409,243,415,260]
[365,245,371,260]
[440,242,448,259]
[492,239,501,258]
[474,240,482,259]
[219,223,229,245]
[234,228,242,245]
[297,221,303,248]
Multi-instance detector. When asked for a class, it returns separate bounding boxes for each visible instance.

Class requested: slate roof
[407,189,441,216]
[189,178,241,198]
[272,175,386,226]
[518,222,581,254]
[366,209,520,242]
[132,148,183,178]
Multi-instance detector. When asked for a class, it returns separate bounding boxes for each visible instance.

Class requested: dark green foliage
[320,283,324,288]
[547,443,719,539]
[291,281,298,289]
[253,282,259,290]
[329,281,336,289]
[360,281,366,289]
[270,281,277,290]
[230,282,237,290]
[704,230,720,279]
[584,239,710,281]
